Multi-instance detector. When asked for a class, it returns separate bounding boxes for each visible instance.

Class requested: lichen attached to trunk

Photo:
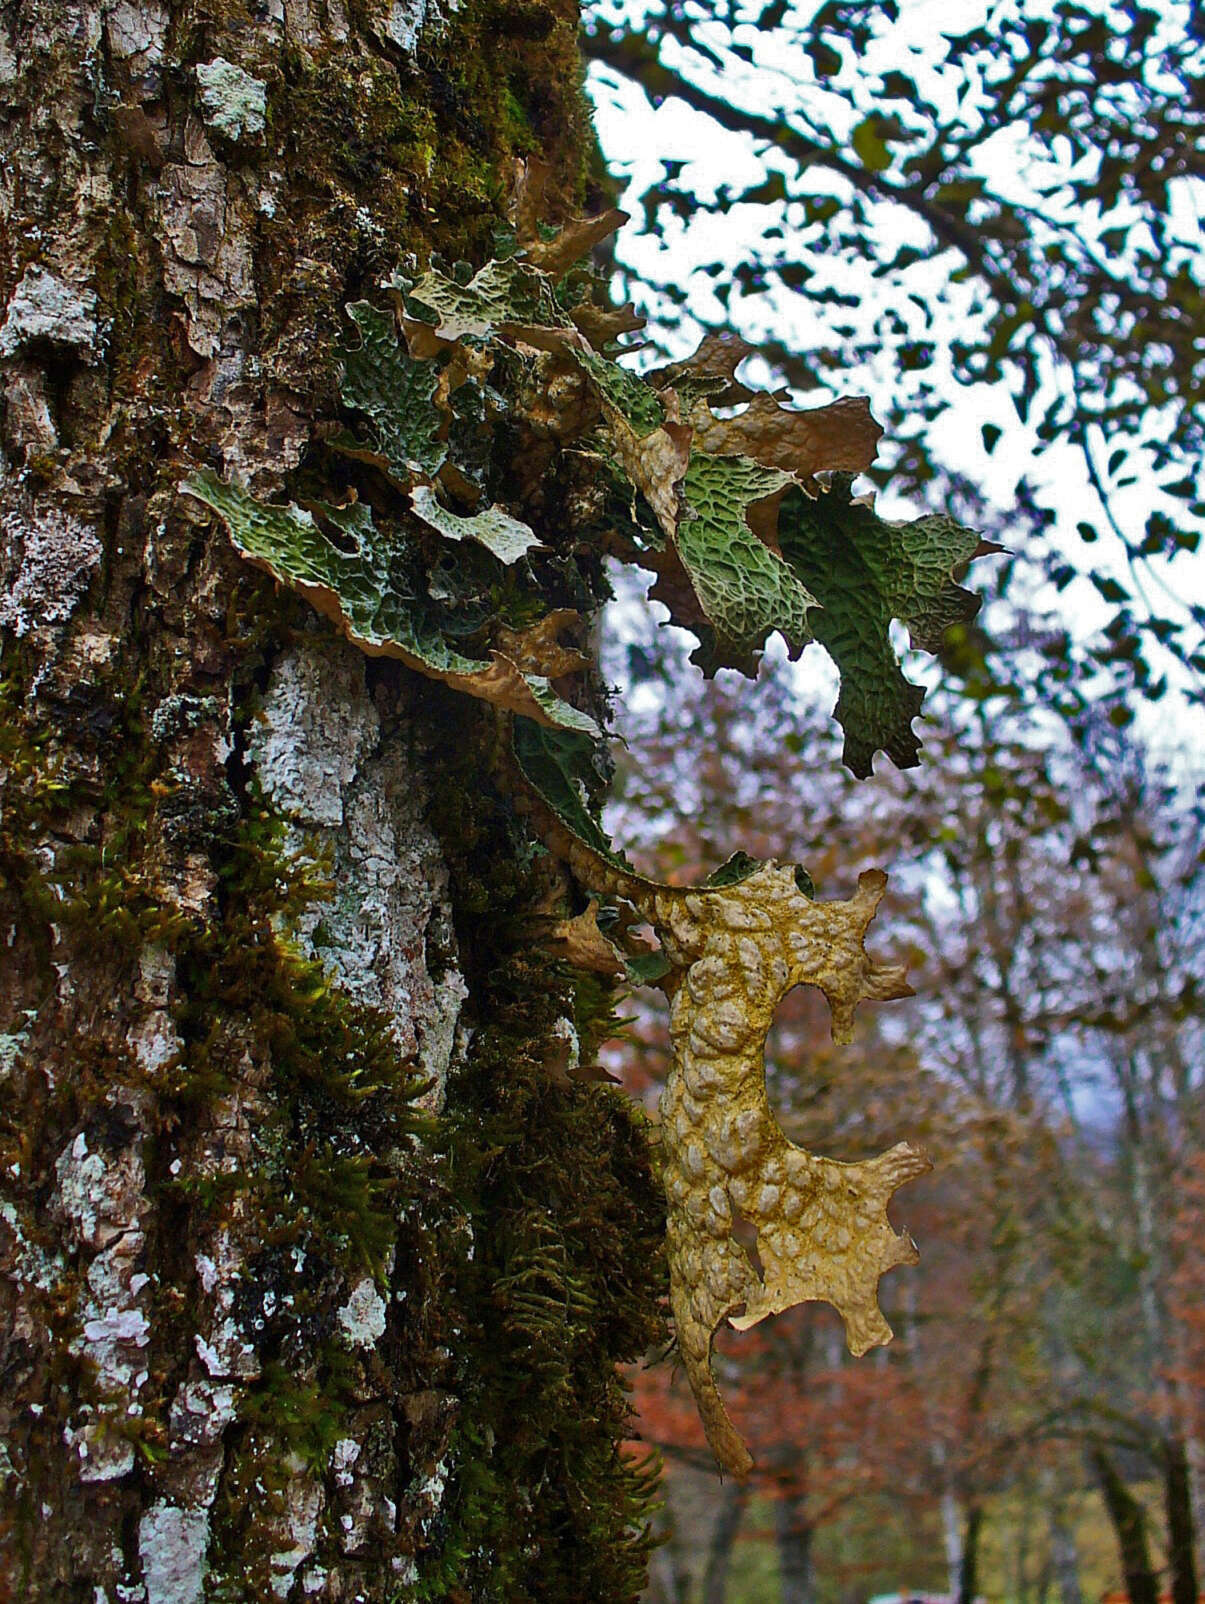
[186,201,992,1481]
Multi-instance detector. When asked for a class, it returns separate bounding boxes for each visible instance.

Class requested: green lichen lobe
[191,228,991,778]
[674,452,815,676]
[410,485,542,564]
[777,476,986,775]
[182,472,600,736]
[335,301,448,481]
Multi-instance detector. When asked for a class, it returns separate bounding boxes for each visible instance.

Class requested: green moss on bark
[406,697,668,1599]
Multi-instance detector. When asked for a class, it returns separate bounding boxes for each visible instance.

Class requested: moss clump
[428,949,667,1601]
[163,795,432,1261]
[0,666,170,985]
[406,699,667,1600]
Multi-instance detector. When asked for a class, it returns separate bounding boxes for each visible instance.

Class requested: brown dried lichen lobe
[612,861,929,1478]
[691,392,883,483]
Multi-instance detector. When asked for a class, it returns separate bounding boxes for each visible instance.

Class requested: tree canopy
[584,0,1205,704]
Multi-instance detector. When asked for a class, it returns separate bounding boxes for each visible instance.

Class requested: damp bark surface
[0,3,664,1599]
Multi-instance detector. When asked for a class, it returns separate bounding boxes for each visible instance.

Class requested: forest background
[580,1,1205,1600]
[0,0,1199,1598]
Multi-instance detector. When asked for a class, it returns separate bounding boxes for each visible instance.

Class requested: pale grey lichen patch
[150,693,222,744]
[138,1502,209,1604]
[129,945,183,1075]
[411,1455,450,1535]
[336,751,468,1083]
[0,1197,65,1293]
[191,1229,261,1381]
[337,1276,387,1349]
[546,1015,581,1083]
[195,59,267,142]
[0,1026,30,1080]
[166,1370,238,1508]
[54,1124,152,1481]
[373,0,429,52]
[417,964,469,1104]
[249,638,467,1102]
[81,1306,149,1351]
[0,506,103,637]
[0,266,99,358]
[365,0,459,53]
[54,1129,144,1254]
[333,1455,382,1556]
[332,1437,361,1487]
[355,206,386,244]
[268,1466,324,1600]
[247,644,378,828]
[163,1086,266,1501]
[169,1374,238,1449]
[70,1286,151,1484]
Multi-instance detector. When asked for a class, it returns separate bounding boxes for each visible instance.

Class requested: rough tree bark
[0,1,664,1599]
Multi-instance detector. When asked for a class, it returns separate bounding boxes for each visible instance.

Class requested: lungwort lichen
[183,180,990,1474]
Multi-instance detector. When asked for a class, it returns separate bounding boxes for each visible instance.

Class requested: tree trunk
[646,1534,695,1604]
[0,2,664,1599]
[1016,1485,1035,1604]
[1048,1499,1085,1604]
[1164,1435,1199,1604]
[941,1483,965,1600]
[958,1502,984,1604]
[701,1477,748,1604]
[1091,1445,1160,1604]
[772,1481,814,1604]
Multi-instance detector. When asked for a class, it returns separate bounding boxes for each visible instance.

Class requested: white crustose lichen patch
[268,1464,325,1601]
[377,0,429,52]
[248,638,467,1102]
[138,1501,210,1604]
[337,1276,388,1349]
[54,1127,153,1482]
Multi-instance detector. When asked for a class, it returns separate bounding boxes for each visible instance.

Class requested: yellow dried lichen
[528,803,931,1477]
